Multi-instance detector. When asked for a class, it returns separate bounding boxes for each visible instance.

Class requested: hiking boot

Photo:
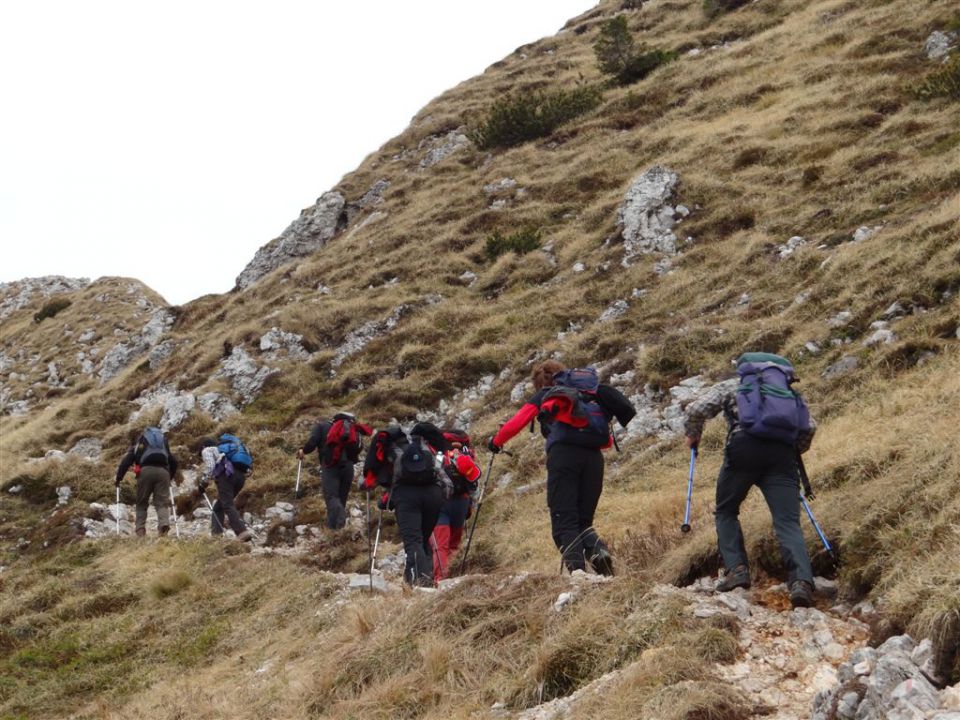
[716,565,751,592]
[789,580,814,608]
[235,529,253,543]
[588,547,615,576]
[158,525,170,536]
[135,527,146,538]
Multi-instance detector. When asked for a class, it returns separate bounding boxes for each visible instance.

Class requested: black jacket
[115,437,177,483]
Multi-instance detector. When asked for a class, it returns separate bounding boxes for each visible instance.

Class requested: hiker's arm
[301,423,325,455]
[797,413,817,454]
[598,384,637,427]
[492,403,539,447]
[166,440,178,476]
[115,449,135,485]
[683,384,733,443]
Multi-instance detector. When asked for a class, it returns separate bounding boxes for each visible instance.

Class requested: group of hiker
[115,351,821,607]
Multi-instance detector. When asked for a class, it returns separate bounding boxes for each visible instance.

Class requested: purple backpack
[735,353,810,445]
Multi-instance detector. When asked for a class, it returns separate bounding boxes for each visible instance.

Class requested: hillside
[1,0,959,718]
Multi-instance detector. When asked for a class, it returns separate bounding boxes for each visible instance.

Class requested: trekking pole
[458,454,496,575]
[115,486,121,536]
[170,486,181,538]
[294,459,303,498]
[800,491,833,554]
[370,486,393,577]
[431,533,447,581]
[366,491,373,591]
[681,447,697,533]
[202,491,226,533]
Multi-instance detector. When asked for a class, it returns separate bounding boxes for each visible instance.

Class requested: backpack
[735,353,811,445]
[395,435,439,486]
[218,434,253,472]
[138,426,169,466]
[539,367,612,449]
[213,455,235,479]
[324,412,363,467]
[363,426,409,487]
[441,430,480,495]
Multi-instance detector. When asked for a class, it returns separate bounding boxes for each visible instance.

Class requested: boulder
[617,166,682,264]
[197,392,239,421]
[924,31,957,61]
[419,130,470,168]
[160,392,196,431]
[68,438,102,461]
[216,347,278,406]
[259,327,310,360]
[236,191,346,289]
[599,299,629,322]
[823,355,859,379]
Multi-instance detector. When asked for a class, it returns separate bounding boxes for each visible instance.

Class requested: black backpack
[138,426,169,466]
[395,435,438,486]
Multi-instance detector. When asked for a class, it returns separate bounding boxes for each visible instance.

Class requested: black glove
[377,491,392,511]
[114,478,122,488]
[487,437,502,454]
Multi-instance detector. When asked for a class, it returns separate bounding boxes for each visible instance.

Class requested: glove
[358,470,377,492]
[114,478,122,488]
[296,448,305,460]
[487,437,502,454]
[377,491,392,511]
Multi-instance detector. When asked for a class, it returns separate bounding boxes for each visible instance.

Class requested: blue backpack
[539,367,611,450]
[138,426,169,466]
[218,434,253,472]
[735,353,811,445]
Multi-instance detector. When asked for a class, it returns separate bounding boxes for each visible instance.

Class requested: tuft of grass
[33,298,71,324]
[690,626,739,664]
[469,86,603,150]
[914,56,960,101]
[149,569,192,599]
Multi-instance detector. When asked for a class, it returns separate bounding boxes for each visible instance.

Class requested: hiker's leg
[417,485,443,586]
[757,452,814,585]
[134,471,152,534]
[146,467,171,533]
[547,444,587,571]
[338,464,352,511]
[576,447,605,555]
[321,466,346,529]
[215,471,247,535]
[714,435,754,572]
[393,486,425,585]
[432,522,451,582]
[445,495,471,553]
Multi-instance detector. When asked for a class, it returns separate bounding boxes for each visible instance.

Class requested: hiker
[361,422,451,587]
[199,437,252,542]
[297,412,373,529]
[488,361,636,575]
[115,426,178,537]
[683,352,817,608]
[430,429,482,582]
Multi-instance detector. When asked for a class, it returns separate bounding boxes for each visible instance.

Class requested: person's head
[531,360,566,390]
[199,438,216,456]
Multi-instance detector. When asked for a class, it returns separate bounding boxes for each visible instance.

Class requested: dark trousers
[136,465,171,533]
[393,483,444,586]
[321,463,354,529]
[546,443,606,572]
[431,494,472,581]
[212,470,247,536]
[715,432,814,583]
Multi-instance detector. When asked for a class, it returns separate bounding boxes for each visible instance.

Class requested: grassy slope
[1,0,959,716]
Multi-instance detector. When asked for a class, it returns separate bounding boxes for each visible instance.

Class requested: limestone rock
[332,296,441,369]
[599,299,629,322]
[0,276,89,321]
[216,347,278,406]
[853,225,883,242]
[68,438,102,461]
[197,392,239,421]
[160,392,196,431]
[419,130,470,168]
[236,191,346,289]
[823,355,859,379]
[259,327,310,360]
[617,166,681,264]
[924,30,957,60]
[148,340,175,370]
[98,343,135,382]
[778,235,807,259]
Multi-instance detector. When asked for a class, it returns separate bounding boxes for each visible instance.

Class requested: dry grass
[2,0,960,715]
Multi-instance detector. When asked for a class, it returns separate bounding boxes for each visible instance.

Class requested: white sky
[0,1,594,306]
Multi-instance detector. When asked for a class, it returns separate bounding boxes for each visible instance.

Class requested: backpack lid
[736,352,793,368]
[553,367,600,393]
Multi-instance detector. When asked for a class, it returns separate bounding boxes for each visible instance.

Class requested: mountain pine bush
[485,227,542,260]
[594,16,675,85]
[469,86,602,149]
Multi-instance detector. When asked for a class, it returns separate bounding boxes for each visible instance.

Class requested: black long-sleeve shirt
[301,421,332,458]
[115,438,178,483]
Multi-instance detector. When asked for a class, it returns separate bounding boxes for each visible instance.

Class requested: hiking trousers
[715,432,814,584]
[546,443,605,572]
[431,494,472,582]
[393,483,444,587]
[321,462,354,529]
[135,465,171,533]
[211,470,247,536]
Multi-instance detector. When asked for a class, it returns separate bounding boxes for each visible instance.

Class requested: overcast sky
[0,1,594,306]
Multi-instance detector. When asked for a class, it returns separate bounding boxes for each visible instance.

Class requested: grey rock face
[148,340,175,370]
[68,438,102,461]
[236,191,346,289]
[419,130,470,168]
[823,355,859,379]
[160,393,196,431]
[259,327,310,360]
[216,347,278,405]
[924,30,957,60]
[332,296,441,369]
[617,166,681,264]
[98,343,135,382]
[0,276,89,321]
[99,310,173,382]
[624,377,733,441]
[599,299,629,322]
[197,392,239,421]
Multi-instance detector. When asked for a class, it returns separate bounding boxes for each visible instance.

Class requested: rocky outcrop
[924,30,957,61]
[331,295,442,370]
[216,347,278,405]
[617,166,687,265]
[129,385,197,431]
[0,276,89,321]
[197,392,239,421]
[259,327,310,360]
[98,309,174,382]
[419,130,470,169]
[236,191,346,289]
[623,377,735,441]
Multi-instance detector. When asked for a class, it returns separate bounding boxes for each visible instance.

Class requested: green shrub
[469,86,603,150]
[485,227,542,260]
[33,298,71,323]
[594,16,676,86]
[914,56,960,101]
[703,0,750,19]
